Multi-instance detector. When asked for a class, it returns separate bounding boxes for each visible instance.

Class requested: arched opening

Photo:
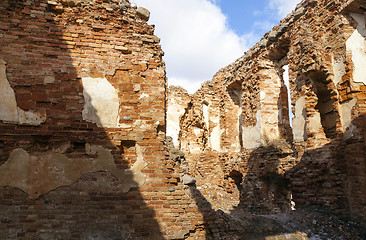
[308,71,339,139]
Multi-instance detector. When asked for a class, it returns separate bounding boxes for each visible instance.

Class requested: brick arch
[307,70,340,139]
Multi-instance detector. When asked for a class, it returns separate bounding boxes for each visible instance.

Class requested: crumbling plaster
[82,77,120,128]
[0,143,147,199]
[167,97,187,147]
[0,59,46,125]
[167,86,191,148]
[346,13,366,86]
[242,111,262,149]
[209,113,221,151]
[339,98,358,139]
[332,56,345,86]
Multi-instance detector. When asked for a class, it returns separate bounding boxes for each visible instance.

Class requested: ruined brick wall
[1,0,365,238]
[166,85,191,148]
[174,0,366,223]
[0,1,209,239]
[178,81,226,154]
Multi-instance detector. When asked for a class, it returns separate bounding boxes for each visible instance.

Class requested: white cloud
[269,0,301,18]
[131,0,249,94]
[169,77,203,95]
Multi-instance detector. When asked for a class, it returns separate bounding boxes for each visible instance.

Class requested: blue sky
[131,0,301,93]
[217,0,288,37]
[217,0,270,36]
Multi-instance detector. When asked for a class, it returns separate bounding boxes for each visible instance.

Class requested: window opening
[309,71,338,139]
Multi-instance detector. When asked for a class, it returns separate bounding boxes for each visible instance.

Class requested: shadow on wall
[287,114,366,222]
[189,114,366,239]
[188,179,293,239]
[187,142,295,239]
[238,143,293,214]
[0,0,164,239]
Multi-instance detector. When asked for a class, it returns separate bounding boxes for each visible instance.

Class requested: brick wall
[0,0,206,239]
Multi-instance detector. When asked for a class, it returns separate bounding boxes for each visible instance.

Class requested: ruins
[0,0,365,239]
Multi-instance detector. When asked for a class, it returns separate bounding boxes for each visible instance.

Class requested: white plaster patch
[18,110,46,125]
[44,75,55,84]
[166,118,179,146]
[139,93,149,99]
[261,122,281,145]
[189,145,202,154]
[133,84,140,92]
[167,97,189,147]
[292,96,307,142]
[260,91,266,101]
[0,59,46,125]
[0,143,147,199]
[346,13,366,85]
[203,103,221,151]
[332,56,345,86]
[193,128,203,137]
[308,112,324,139]
[119,123,132,129]
[133,120,155,131]
[0,60,20,122]
[130,144,147,187]
[210,115,220,152]
[81,77,120,128]
[339,98,357,139]
[242,111,262,149]
[203,103,209,129]
[264,112,279,125]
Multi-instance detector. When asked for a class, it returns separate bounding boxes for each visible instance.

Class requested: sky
[131,0,302,94]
